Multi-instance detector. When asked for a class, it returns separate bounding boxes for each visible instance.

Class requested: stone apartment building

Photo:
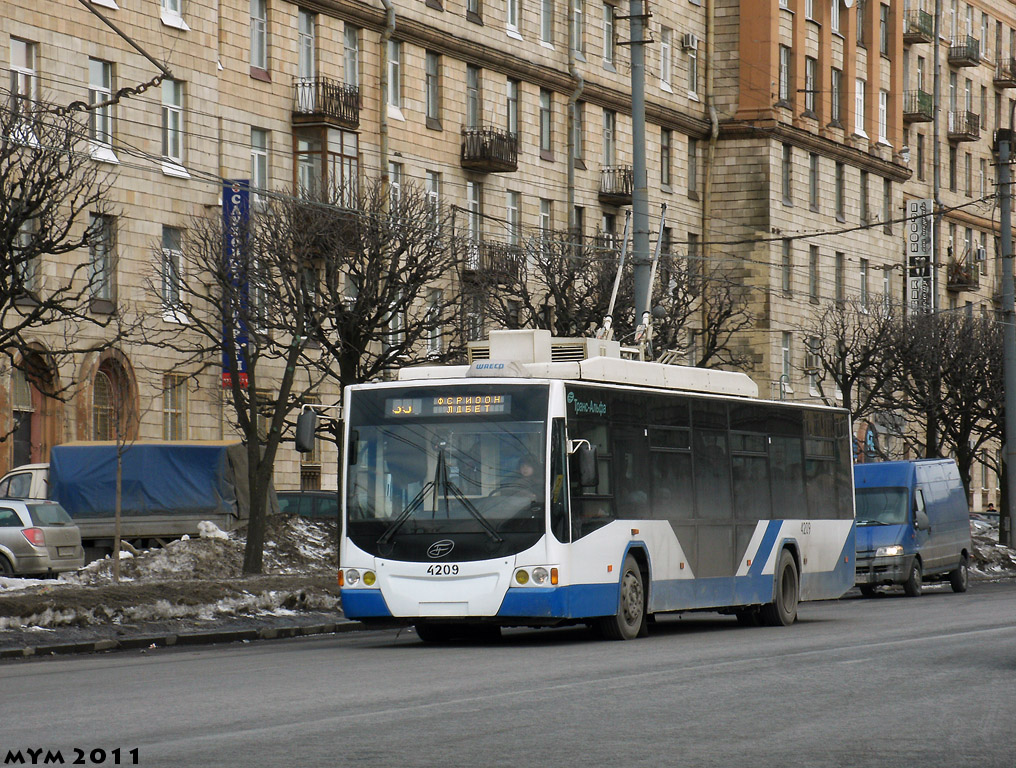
[2,0,1012,502]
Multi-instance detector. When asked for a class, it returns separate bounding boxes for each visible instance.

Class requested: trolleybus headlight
[875,545,905,557]
[346,568,361,585]
[514,569,530,585]
[531,567,549,585]
[363,571,377,586]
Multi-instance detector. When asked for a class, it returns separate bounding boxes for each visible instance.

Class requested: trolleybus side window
[649,426,693,521]
[804,411,839,519]
[611,424,651,520]
[569,419,615,538]
[691,400,731,520]
[550,418,569,542]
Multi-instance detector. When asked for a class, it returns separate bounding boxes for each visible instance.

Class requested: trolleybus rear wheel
[598,554,646,640]
[760,549,799,626]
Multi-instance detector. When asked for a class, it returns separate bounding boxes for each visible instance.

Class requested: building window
[831,0,840,32]
[14,217,38,294]
[980,157,987,198]
[161,226,183,309]
[835,161,845,220]
[540,198,553,258]
[507,0,520,32]
[778,45,791,103]
[782,143,792,205]
[948,145,957,192]
[687,39,698,96]
[804,57,817,114]
[467,181,483,248]
[809,152,819,211]
[660,27,672,89]
[541,89,554,157]
[917,133,925,181]
[965,152,972,197]
[388,40,401,109]
[573,100,585,162]
[878,90,888,143]
[856,0,866,45]
[426,289,444,356]
[860,258,869,307]
[602,3,615,65]
[388,161,403,207]
[855,78,866,136]
[162,79,184,162]
[806,0,814,19]
[809,245,819,301]
[162,0,182,17]
[879,4,889,55]
[425,51,441,128]
[89,214,116,304]
[661,128,672,188]
[425,170,441,230]
[782,239,792,293]
[251,128,268,206]
[343,25,359,87]
[507,190,521,246]
[860,169,869,222]
[93,369,116,441]
[602,108,615,165]
[687,137,698,196]
[298,10,315,81]
[781,332,792,380]
[572,0,585,56]
[467,66,481,129]
[163,374,186,440]
[507,78,519,136]
[830,67,842,124]
[88,58,113,146]
[542,0,555,43]
[835,251,845,302]
[883,178,892,234]
[10,39,37,104]
[250,0,268,70]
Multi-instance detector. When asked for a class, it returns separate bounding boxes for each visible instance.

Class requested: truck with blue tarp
[0,441,274,553]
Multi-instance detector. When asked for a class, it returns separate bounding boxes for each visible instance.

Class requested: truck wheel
[597,554,646,640]
[760,549,799,626]
[903,559,923,597]
[948,557,969,593]
[0,555,13,577]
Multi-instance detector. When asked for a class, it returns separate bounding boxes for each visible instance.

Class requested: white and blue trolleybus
[336,330,855,641]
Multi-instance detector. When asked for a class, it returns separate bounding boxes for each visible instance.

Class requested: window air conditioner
[682,33,699,51]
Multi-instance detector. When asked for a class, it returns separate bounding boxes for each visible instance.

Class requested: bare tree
[799,297,899,424]
[0,88,119,385]
[146,188,344,574]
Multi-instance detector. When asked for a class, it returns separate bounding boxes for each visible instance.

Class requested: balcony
[947,110,980,141]
[903,10,934,44]
[903,90,933,123]
[948,36,980,67]
[995,58,1016,88]
[460,126,518,173]
[599,166,634,206]
[292,77,359,129]
[462,239,525,282]
[592,232,625,257]
[947,258,980,291]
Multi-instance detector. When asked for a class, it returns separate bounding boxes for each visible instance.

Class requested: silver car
[0,500,84,577]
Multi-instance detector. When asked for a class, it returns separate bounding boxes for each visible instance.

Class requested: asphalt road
[3,581,1014,768]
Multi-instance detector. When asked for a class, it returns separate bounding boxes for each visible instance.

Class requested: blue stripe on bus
[341,589,393,619]
[748,520,784,577]
[497,583,617,618]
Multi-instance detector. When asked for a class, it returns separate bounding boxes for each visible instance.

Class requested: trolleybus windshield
[346,385,550,562]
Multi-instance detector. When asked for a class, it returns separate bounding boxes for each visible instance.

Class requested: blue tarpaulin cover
[49,442,240,520]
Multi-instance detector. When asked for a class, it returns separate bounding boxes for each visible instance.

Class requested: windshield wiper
[377,480,436,546]
[857,518,890,525]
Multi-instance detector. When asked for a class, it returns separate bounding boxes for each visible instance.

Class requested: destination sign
[386,394,512,417]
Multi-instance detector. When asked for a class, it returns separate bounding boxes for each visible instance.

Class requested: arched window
[93,368,114,440]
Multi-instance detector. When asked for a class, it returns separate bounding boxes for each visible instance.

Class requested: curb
[0,620,366,660]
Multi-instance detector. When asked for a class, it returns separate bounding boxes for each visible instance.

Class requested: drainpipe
[702,0,718,310]
[379,0,396,201]
[568,47,585,239]
[932,0,941,312]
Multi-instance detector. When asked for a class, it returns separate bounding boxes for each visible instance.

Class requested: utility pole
[995,128,1016,548]
[627,0,652,324]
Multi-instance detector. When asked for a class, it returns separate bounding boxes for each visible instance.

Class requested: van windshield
[855,487,908,525]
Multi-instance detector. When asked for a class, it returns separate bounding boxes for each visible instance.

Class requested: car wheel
[859,585,877,598]
[0,555,13,577]
[760,549,799,626]
[949,557,969,593]
[597,554,646,640]
[903,559,923,597]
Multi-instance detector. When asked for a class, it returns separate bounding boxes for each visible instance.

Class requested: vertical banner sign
[222,180,250,388]
[906,199,933,314]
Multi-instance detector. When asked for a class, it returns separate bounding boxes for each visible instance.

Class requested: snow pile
[970,527,1016,579]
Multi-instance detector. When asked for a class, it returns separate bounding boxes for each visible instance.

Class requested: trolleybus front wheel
[597,554,647,640]
[760,549,799,626]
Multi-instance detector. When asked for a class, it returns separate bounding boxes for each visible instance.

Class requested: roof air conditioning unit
[682,33,699,51]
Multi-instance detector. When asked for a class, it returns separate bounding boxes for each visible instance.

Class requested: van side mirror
[569,442,599,488]
[295,409,317,453]
[915,509,930,531]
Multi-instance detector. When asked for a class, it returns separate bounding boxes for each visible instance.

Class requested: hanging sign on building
[222,179,250,388]
[906,198,933,314]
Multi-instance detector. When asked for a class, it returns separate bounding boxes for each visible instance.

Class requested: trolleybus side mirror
[576,444,599,488]
[295,408,317,453]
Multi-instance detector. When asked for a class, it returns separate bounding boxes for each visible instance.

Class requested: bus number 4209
[426,564,460,576]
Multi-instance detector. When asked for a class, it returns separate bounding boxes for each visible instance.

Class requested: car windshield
[346,384,549,561]
[855,487,908,525]
[26,503,74,526]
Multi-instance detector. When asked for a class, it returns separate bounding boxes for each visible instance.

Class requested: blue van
[854,459,972,597]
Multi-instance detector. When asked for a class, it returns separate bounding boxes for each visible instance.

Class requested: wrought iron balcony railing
[947,258,980,291]
[948,36,980,67]
[462,238,525,282]
[903,9,934,43]
[947,110,980,141]
[599,166,634,206]
[460,126,519,173]
[996,58,1016,88]
[903,90,933,122]
[293,77,359,129]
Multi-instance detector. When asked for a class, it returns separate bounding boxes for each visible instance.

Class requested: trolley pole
[629,0,652,324]
[995,127,1016,548]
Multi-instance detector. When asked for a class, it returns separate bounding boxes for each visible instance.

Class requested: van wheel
[903,559,923,597]
[0,555,12,577]
[760,549,799,626]
[597,554,645,640]
[949,557,969,593]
